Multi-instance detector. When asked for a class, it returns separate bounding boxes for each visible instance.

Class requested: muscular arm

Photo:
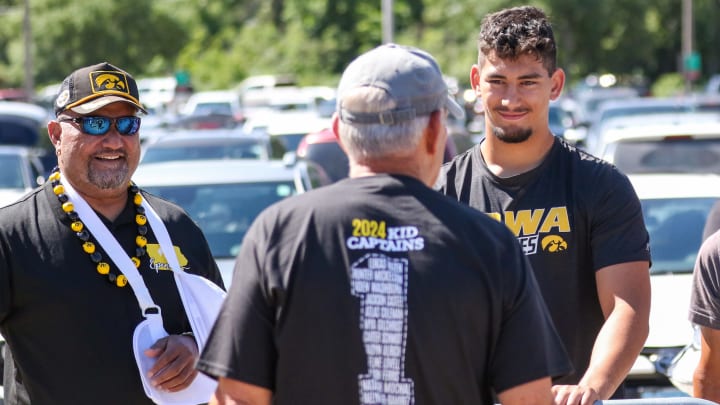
[694,326,720,401]
[210,377,272,405]
[553,261,650,405]
[497,377,554,405]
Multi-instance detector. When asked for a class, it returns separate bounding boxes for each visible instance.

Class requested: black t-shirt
[198,174,571,404]
[0,181,223,405]
[436,138,650,385]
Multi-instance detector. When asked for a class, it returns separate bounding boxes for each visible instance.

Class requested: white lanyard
[60,174,178,317]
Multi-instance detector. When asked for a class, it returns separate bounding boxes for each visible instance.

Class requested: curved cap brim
[70,95,147,115]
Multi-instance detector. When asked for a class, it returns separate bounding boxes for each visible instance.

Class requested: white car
[133,160,300,286]
[626,173,720,393]
[180,90,244,121]
[599,121,720,175]
[0,145,46,207]
[140,129,272,163]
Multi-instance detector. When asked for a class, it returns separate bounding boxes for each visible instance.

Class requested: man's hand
[552,384,600,405]
[144,334,199,392]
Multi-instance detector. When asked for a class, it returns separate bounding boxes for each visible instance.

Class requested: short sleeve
[196,215,277,389]
[589,170,650,271]
[0,236,10,324]
[689,232,720,329]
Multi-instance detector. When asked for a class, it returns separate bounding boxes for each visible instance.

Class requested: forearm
[694,368,720,401]
[579,308,648,399]
[210,378,273,405]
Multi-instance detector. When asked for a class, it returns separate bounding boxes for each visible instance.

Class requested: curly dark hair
[477,6,557,75]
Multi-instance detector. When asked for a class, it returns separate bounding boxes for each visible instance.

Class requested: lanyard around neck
[60,175,161,316]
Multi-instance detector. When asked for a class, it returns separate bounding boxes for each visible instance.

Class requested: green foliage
[0,0,717,94]
[650,72,687,97]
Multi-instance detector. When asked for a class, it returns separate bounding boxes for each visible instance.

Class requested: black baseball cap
[54,62,147,116]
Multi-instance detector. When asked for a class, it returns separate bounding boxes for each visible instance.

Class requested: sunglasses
[58,116,141,136]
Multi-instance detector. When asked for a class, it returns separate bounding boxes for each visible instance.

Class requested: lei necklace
[49,169,148,288]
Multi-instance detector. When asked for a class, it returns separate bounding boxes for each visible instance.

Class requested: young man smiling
[436,6,651,405]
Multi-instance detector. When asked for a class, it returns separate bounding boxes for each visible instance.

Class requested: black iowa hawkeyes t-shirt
[436,137,650,385]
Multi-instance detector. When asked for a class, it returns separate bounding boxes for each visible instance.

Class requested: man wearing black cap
[197,44,571,405]
[0,62,223,404]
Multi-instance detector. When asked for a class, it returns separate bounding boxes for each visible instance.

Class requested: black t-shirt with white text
[198,174,571,404]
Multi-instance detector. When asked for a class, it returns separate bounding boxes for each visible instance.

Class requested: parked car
[625,173,720,396]
[0,145,46,207]
[140,130,271,163]
[582,95,720,153]
[133,160,300,286]
[264,111,331,158]
[295,128,349,183]
[179,90,244,126]
[599,121,720,174]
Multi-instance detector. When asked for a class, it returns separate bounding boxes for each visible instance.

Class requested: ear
[470,64,482,97]
[549,68,566,101]
[424,110,445,156]
[331,114,348,153]
[47,120,62,146]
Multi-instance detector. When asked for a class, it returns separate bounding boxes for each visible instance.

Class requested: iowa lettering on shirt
[487,207,570,255]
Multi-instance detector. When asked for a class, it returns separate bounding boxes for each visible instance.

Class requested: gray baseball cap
[337,43,464,125]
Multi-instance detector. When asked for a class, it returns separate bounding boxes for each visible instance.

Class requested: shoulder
[555,139,635,196]
[436,145,479,191]
[441,145,476,176]
[0,185,46,223]
[557,138,617,175]
[699,231,720,263]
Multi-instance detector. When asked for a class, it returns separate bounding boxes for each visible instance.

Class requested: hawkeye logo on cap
[90,71,129,95]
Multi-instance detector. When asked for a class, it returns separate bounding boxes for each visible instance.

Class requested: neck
[63,179,129,221]
[480,130,555,178]
[349,155,434,187]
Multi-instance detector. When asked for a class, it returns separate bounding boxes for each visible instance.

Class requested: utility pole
[23,0,33,100]
[382,0,393,44]
[682,0,694,94]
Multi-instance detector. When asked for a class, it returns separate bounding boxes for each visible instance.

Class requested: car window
[143,142,266,163]
[0,154,26,189]
[642,197,717,274]
[612,139,720,174]
[270,133,307,158]
[143,181,296,258]
[193,102,233,116]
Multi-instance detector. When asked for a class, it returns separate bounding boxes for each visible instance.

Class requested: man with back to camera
[690,230,720,401]
[0,61,223,404]
[436,6,651,405]
[196,43,573,405]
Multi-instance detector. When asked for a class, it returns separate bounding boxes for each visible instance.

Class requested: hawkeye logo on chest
[488,207,570,255]
[145,243,189,272]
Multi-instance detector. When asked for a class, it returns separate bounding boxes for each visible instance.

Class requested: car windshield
[642,197,717,274]
[192,102,233,116]
[142,141,266,163]
[612,139,720,174]
[270,133,307,158]
[0,154,25,189]
[143,181,296,258]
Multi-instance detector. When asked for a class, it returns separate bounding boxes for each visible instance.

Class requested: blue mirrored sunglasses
[58,116,141,136]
